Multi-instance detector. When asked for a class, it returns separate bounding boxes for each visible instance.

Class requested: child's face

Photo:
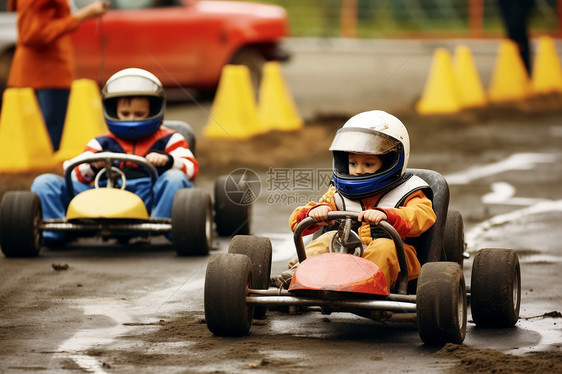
[348,153,382,176]
[116,97,150,120]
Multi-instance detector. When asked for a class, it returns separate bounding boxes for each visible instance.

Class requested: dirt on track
[1,97,562,373]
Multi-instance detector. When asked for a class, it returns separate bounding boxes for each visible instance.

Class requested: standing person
[272,110,436,290]
[7,0,109,151]
[31,68,199,246]
[497,0,535,75]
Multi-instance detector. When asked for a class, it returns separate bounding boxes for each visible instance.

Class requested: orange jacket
[7,0,80,89]
[289,184,436,246]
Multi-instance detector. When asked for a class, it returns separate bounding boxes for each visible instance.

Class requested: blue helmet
[102,68,165,140]
[329,110,410,199]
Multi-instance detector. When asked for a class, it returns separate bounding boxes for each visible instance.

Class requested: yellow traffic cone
[0,88,57,173]
[488,39,532,102]
[453,45,487,108]
[416,48,461,115]
[258,62,303,132]
[55,79,108,162]
[203,65,263,140]
[532,35,562,94]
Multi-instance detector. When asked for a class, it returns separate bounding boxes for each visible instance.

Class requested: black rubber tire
[0,191,42,258]
[214,175,251,237]
[442,210,465,267]
[228,235,272,319]
[171,188,212,256]
[205,253,254,336]
[417,262,467,345]
[471,248,521,328]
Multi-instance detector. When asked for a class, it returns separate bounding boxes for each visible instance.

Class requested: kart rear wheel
[205,253,254,336]
[229,235,272,319]
[172,188,212,256]
[471,248,521,328]
[214,175,251,236]
[0,191,41,258]
[442,210,465,266]
[417,262,467,345]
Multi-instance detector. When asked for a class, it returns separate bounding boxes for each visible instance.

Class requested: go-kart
[203,169,521,345]
[0,149,251,258]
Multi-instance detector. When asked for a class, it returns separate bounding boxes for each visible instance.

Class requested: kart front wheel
[229,235,272,319]
[417,262,467,345]
[0,191,42,258]
[205,253,254,336]
[171,188,212,256]
[471,248,521,328]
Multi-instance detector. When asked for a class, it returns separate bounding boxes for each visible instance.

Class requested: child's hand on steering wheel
[358,209,388,225]
[90,160,105,170]
[308,205,335,226]
[145,152,169,167]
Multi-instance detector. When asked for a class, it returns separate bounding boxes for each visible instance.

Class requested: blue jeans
[31,169,192,241]
[35,89,70,151]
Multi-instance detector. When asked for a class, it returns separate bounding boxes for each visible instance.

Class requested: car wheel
[228,235,272,319]
[230,46,266,95]
[171,188,212,256]
[471,248,521,327]
[0,191,42,258]
[442,210,465,267]
[204,253,254,336]
[214,175,251,237]
[417,262,467,345]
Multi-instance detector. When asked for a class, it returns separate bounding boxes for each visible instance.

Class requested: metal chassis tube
[247,288,417,312]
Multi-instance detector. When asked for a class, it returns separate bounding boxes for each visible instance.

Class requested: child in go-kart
[31,68,198,245]
[272,110,436,289]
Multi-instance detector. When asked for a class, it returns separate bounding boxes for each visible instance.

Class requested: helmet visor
[329,128,401,155]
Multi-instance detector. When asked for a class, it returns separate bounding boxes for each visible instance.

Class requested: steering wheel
[64,152,158,200]
[329,217,364,257]
[293,211,410,294]
[94,166,127,189]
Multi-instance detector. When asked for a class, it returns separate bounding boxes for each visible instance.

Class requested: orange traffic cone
[56,79,108,162]
[416,48,461,115]
[488,39,532,102]
[532,35,562,94]
[0,88,57,172]
[258,62,303,132]
[203,65,264,140]
[453,45,487,108]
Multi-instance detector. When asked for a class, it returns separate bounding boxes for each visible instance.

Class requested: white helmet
[102,68,166,139]
[329,110,410,198]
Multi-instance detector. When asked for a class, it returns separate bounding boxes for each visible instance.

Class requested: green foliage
[247,0,560,38]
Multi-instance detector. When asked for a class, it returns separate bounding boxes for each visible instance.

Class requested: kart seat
[311,168,450,267]
[163,120,197,156]
[404,168,450,266]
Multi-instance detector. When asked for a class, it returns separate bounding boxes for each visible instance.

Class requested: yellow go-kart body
[66,188,149,220]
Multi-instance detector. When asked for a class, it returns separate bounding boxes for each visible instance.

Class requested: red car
[0,0,289,93]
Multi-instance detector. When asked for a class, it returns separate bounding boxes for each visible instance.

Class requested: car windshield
[73,0,182,10]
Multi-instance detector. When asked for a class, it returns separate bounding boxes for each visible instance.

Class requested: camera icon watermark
[222,167,334,207]
[223,168,262,206]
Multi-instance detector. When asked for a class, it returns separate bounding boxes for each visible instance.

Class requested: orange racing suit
[289,175,436,288]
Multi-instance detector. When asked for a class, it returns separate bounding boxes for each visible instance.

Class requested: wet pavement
[1,39,561,373]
